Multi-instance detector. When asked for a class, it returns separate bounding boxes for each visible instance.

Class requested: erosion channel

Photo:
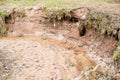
[0,6,120,80]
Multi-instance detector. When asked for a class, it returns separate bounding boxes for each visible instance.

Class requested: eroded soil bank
[0,6,120,80]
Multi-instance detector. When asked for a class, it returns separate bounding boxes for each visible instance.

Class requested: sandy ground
[0,37,95,80]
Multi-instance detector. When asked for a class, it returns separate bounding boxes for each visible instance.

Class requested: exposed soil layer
[0,5,120,80]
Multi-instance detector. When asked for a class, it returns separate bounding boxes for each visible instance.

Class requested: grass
[0,0,114,8]
[113,43,120,72]
[0,12,3,17]
[0,0,116,16]
[44,0,113,8]
[113,44,120,61]
[0,21,7,37]
[45,8,71,22]
[0,0,39,6]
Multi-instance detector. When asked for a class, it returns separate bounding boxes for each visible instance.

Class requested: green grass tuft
[113,45,120,61]
[0,12,3,17]
[45,8,71,22]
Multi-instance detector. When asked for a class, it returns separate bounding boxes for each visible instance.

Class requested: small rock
[70,7,90,20]
[113,73,120,80]
[34,31,44,36]
[33,6,41,10]
[25,7,33,11]
[8,31,23,37]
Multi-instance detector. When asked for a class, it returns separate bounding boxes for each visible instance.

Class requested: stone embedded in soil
[113,73,120,80]
[7,31,23,37]
[70,7,90,20]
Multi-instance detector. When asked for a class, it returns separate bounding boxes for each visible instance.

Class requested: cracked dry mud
[0,37,95,80]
